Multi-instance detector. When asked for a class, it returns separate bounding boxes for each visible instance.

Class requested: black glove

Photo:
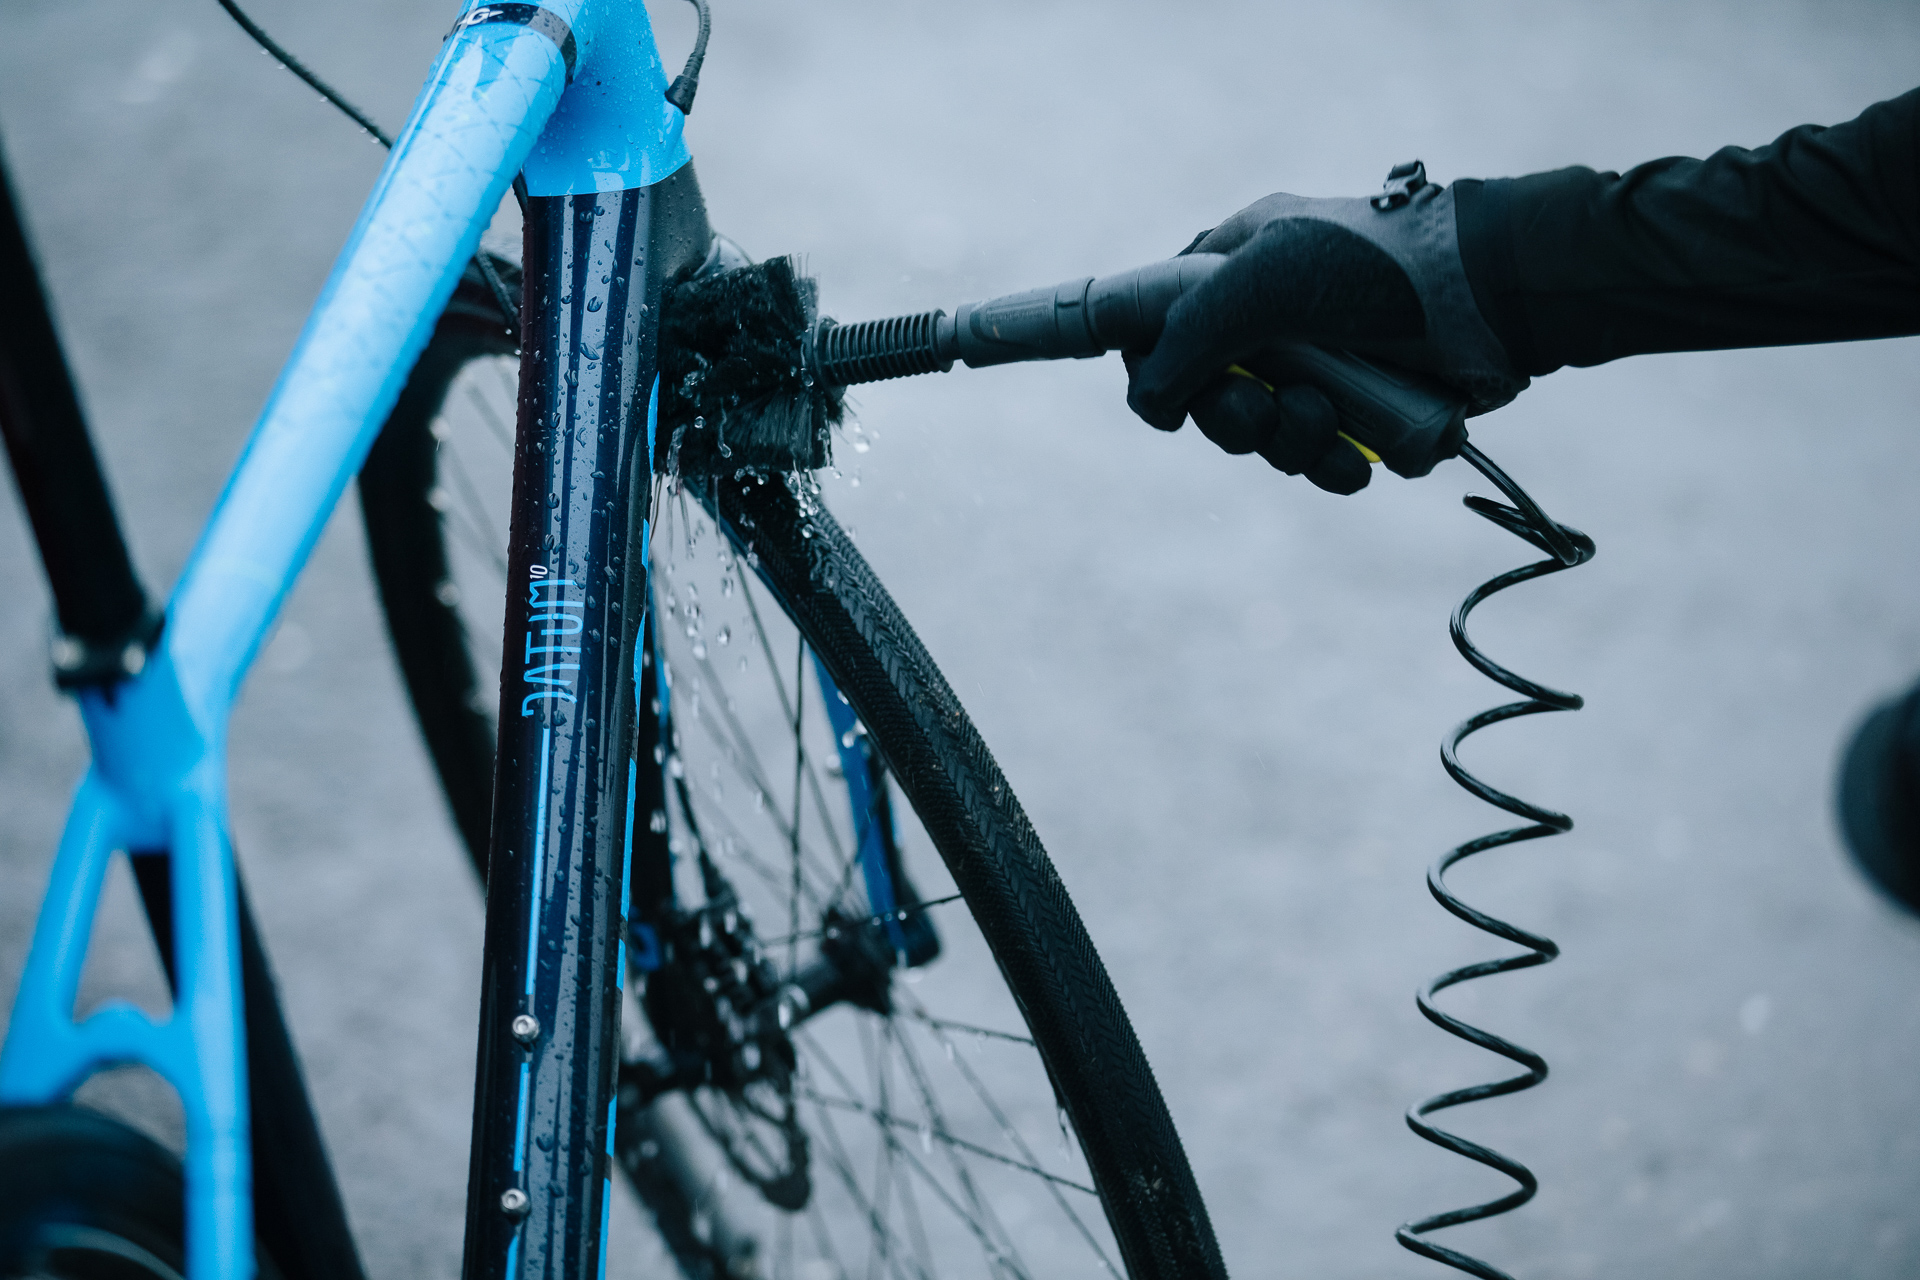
[1127,170,1526,493]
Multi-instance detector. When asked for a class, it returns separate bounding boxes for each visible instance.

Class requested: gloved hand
[1127,167,1527,493]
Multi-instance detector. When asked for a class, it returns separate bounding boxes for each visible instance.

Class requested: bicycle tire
[358,271,1225,1280]
[0,1105,284,1280]
[703,473,1226,1280]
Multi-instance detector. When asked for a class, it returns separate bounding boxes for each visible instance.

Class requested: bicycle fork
[464,162,711,1280]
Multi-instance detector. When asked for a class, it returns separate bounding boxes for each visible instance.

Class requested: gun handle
[1254,343,1466,479]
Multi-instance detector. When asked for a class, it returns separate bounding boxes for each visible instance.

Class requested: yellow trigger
[1223,364,1383,465]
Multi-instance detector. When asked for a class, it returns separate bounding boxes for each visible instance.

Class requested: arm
[1455,88,1920,374]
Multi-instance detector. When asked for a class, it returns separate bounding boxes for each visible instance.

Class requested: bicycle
[0,4,1224,1279]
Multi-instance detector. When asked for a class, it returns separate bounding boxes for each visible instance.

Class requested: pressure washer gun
[656,249,1467,483]
[811,253,1467,479]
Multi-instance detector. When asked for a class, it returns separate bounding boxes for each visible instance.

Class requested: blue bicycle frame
[0,4,692,1278]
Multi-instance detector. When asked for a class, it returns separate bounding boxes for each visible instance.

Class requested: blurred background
[3,1,1919,1277]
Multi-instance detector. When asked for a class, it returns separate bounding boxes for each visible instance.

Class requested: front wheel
[0,1105,283,1280]
[359,262,1225,1280]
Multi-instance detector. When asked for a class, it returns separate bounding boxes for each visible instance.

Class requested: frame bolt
[511,1014,541,1045]
[500,1187,530,1219]
[50,637,84,672]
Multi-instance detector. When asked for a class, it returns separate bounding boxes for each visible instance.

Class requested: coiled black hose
[1396,441,1595,1280]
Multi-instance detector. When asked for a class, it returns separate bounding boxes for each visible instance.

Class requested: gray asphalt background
[4,2,1920,1277]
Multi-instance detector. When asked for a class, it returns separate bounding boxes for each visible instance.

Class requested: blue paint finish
[526,726,553,996]
[645,375,659,484]
[813,659,908,953]
[618,754,637,993]
[594,1176,612,1280]
[168,18,571,733]
[505,1236,520,1280]
[0,650,253,1280]
[628,923,662,973]
[0,15,573,1270]
[621,757,637,918]
[0,9,682,1279]
[514,1061,531,1172]
[520,2,689,194]
[596,1091,618,1280]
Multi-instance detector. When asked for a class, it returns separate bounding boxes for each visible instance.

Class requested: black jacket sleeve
[1453,88,1920,376]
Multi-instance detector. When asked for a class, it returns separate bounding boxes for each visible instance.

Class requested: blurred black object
[1838,678,1920,914]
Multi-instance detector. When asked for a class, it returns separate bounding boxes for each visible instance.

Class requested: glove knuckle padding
[1214,186,1528,414]
[1208,219,1427,345]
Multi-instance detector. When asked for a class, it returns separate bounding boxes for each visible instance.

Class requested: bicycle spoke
[441,436,510,572]
[466,368,518,454]
[902,1010,1034,1049]
[796,1087,1096,1199]
[805,1089,935,1280]
[796,1062,1038,1280]
[884,1019,1030,1272]
[759,894,964,951]
[788,636,806,978]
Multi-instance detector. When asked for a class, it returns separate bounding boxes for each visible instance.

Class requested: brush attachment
[656,256,844,476]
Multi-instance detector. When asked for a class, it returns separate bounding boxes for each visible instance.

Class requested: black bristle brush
[655,252,1468,481]
[656,256,844,476]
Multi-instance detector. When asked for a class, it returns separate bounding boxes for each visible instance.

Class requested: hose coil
[814,313,949,387]
[1397,442,1596,1280]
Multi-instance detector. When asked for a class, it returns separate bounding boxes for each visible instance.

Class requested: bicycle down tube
[0,3,694,1279]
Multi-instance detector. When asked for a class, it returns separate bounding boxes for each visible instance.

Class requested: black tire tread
[703,475,1225,1280]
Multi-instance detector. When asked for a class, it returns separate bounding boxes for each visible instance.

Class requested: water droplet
[587,296,603,313]
[716,626,730,646]
[691,639,707,660]
[920,1122,932,1154]
[693,416,706,430]
[668,754,684,779]
[546,492,560,507]
[649,809,668,833]
[853,439,870,453]
[536,1132,555,1151]
[841,729,857,749]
